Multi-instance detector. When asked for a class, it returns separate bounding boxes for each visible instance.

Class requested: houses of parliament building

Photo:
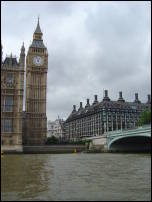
[1,19,48,152]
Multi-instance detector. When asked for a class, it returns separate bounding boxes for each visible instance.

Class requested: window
[6,73,13,84]
[121,113,124,118]
[4,119,12,132]
[131,105,136,110]
[5,96,13,112]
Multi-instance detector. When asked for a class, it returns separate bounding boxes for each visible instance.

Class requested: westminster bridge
[83,124,151,152]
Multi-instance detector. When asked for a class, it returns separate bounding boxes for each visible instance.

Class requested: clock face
[33,56,43,66]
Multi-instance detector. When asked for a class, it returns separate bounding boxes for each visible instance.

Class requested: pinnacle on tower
[33,17,43,41]
[34,16,42,34]
[19,42,25,66]
[21,42,25,53]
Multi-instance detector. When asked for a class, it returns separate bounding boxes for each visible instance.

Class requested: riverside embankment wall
[2,145,86,154]
[23,145,86,154]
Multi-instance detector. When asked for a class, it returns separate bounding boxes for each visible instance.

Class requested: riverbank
[23,145,86,154]
[2,145,86,154]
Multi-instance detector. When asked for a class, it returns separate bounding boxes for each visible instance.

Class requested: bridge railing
[106,125,151,138]
[82,125,151,141]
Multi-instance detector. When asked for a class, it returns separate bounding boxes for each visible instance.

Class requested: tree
[138,110,151,126]
[45,136,59,145]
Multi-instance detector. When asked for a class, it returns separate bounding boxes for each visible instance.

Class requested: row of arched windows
[32,48,44,53]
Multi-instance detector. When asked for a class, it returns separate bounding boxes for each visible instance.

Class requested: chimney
[85,99,90,108]
[93,95,98,105]
[78,102,83,110]
[105,90,108,97]
[134,93,141,104]
[118,91,125,102]
[147,94,151,104]
[103,90,110,101]
[135,93,138,100]
[119,91,122,98]
[72,105,76,112]
[87,99,90,105]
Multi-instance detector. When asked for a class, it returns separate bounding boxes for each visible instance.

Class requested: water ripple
[1,153,151,201]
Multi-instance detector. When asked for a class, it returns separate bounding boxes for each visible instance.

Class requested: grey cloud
[2,2,151,120]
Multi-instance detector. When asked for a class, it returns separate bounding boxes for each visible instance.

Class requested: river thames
[1,153,151,201]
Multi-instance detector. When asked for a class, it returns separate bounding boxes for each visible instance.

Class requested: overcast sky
[2,1,151,121]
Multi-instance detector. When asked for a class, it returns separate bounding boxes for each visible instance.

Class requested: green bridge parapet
[106,124,151,138]
[106,124,151,150]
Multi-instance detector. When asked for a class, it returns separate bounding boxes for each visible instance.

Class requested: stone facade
[1,44,25,152]
[1,19,48,149]
[24,19,48,145]
[65,90,151,141]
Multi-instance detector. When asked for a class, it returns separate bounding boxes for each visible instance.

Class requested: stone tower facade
[24,18,48,145]
[1,44,25,152]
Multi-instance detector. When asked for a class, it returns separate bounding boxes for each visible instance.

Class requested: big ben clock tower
[24,18,48,145]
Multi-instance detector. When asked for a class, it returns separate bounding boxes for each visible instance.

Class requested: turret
[19,42,25,68]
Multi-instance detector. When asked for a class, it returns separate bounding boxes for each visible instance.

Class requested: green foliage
[69,140,84,145]
[45,137,92,145]
[45,136,59,145]
[137,110,151,126]
[69,139,92,145]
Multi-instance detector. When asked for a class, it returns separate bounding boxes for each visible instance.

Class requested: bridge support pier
[88,137,108,153]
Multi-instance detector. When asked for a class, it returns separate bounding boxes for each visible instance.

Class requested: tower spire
[34,16,42,34]
[33,17,43,41]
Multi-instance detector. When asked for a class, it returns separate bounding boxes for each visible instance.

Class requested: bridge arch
[108,134,151,152]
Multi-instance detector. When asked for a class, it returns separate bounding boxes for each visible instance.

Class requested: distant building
[1,44,25,152]
[47,118,65,139]
[64,90,151,141]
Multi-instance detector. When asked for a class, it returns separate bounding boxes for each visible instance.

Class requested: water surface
[1,153,151,201]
